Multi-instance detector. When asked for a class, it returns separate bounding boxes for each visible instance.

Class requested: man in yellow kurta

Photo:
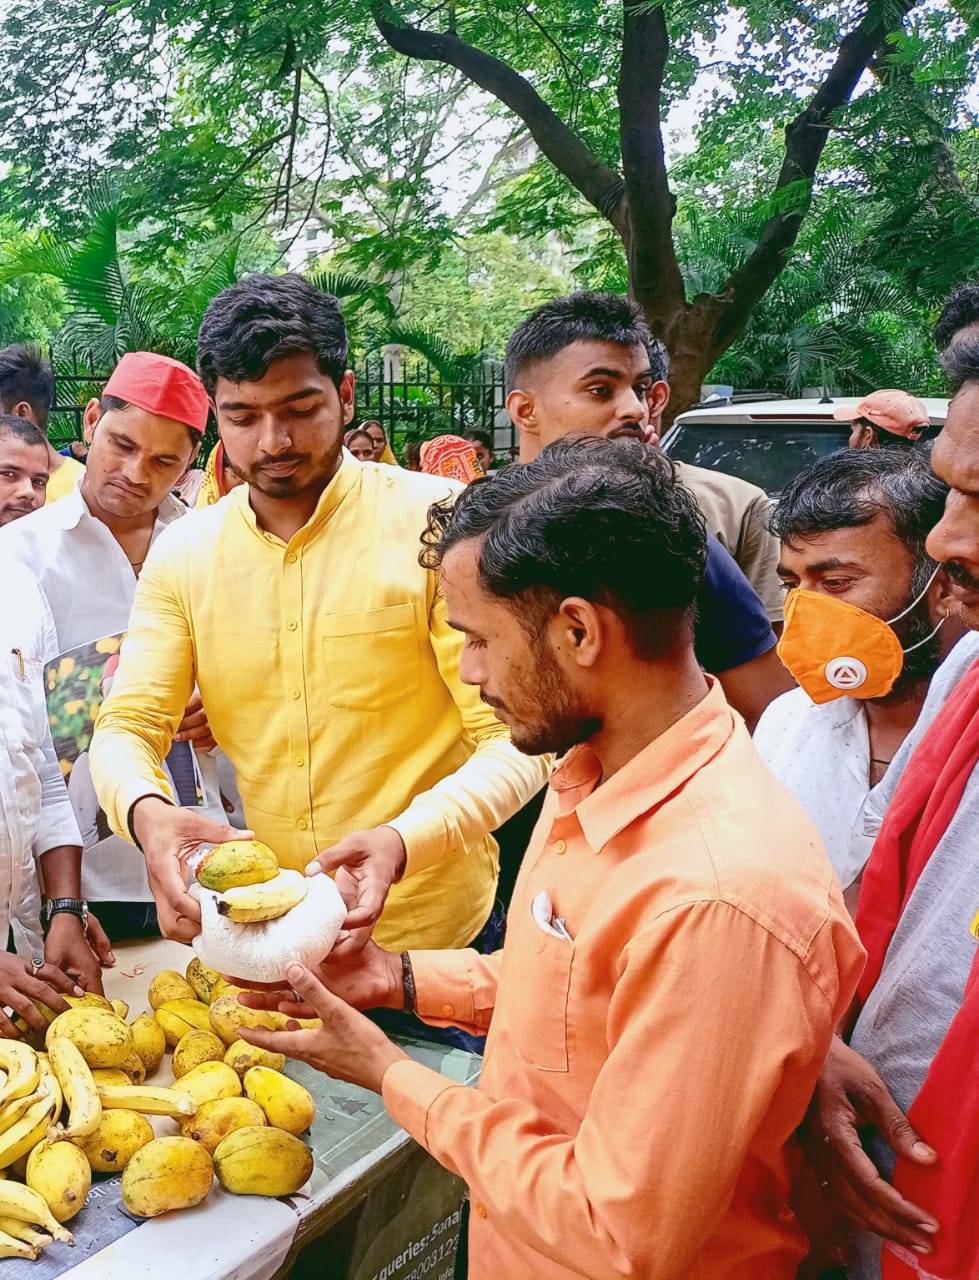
[90,273,548,965]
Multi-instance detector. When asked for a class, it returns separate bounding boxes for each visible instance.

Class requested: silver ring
[31,956,43,975]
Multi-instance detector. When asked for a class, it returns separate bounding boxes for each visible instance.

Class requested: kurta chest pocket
[504,925,574,1072]
[322,604,421,710]
[7,649,45,742]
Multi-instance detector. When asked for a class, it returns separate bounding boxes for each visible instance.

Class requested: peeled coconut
[192,874,347,984]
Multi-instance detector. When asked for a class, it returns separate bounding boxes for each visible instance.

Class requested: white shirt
[0,560,83,957]
[0,485,227,903]
[753,688,871,889]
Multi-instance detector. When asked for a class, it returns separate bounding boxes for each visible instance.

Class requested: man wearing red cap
[834,390,934,450]
[0,351,240,951]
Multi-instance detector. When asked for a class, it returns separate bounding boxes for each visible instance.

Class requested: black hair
[504,292,653,392]
[0,345,54,429]
[421,436,706,658]
[934,283,979,394]
[0,413,48,450]
[464,430,493,453]
[771,448,948,593]
[346,429,374,447]
[197,273,349,396]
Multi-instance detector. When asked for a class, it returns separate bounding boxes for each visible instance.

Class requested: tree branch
[715,0,915,350]
[370,0,627,232]
[618,1,686,322]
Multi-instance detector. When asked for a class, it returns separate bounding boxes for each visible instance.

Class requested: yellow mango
[147,971,196,1011]
[214,1126,312,1197]
[121,1137,213,1217]
[130,1015,166,1074]
[173,1031,225,1079]
[182,1097,265,1153]
[243,1067,315,1136]
[176,1061,241,1109]
[46,1008,133,1069]
[74,1109,153,1173]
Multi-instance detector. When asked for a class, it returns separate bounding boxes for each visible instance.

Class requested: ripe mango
[243,1067,315,1136]
[26,1140,91,1222]
[208,995,286,1046]
[110,999,129,1021]
[120,1053,146,1086]
[213,1126,312,1197]
[91,1068,132,1088]
[173,1031,226,1079]
[177,1061,241,1109]
[121,1137,213,1217]
[196,840,278,893]
[224,1040,285,1078]
[46,1008,133,1069]
[155,999,212,1048]
[147,971,196,1010]
[185,958,221,1005]
[130,1014,166,1074]
[182,1097,265,1153]
[74,1109,153,1173]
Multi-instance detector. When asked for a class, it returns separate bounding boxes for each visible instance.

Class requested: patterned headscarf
[419,435,485,484]
[195,442,232,507]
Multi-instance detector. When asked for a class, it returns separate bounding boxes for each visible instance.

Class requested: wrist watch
[40,898,89,935]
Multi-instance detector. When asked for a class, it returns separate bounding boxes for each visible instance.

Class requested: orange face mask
[777,572,943,704]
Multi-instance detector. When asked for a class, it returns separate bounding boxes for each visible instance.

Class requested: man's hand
[86,912,116,969]
[239,964,407,1093]
[133,796,253,942]
[238,940,404,1016]
[800,1037,939,1253]
[43,913,106,995]
[0,953,83,1038]
[174,691,217,752]
[305,827,406,957]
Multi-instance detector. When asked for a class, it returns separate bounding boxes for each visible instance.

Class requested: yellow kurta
[45,455,86,504]
[90,456,549,951]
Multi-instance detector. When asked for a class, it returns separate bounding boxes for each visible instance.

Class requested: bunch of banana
[0,1049,61,1170]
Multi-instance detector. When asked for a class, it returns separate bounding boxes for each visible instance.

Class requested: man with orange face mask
[795,290,979,1280]
[754,449,960,909]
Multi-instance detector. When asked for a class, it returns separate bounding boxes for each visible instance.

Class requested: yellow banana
[0,1089,57,1169]
[216,869,308,923]
[0,1179,74,1243]
[0,1214,51,1251]
[0,1227,36,1259]
[47,1037,100,1140]
[0,1087,46,1136]
[97,1084,196,1118]
[1,1213,49,1245]
[0,1042,39,1106]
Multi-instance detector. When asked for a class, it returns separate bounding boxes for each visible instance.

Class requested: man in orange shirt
[242,438,864,1279]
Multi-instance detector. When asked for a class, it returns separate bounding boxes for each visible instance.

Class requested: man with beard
[0,415,50,525]
[89,276,548,1013]
[505,291,792,728]
[238,438,863,1280]
[798,300,979,1278]
[753,449,960,910]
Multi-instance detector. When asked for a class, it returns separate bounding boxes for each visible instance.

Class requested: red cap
[103,352,209,434]
[833,390,930,440]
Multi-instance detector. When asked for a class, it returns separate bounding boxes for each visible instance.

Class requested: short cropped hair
[197,273,349,396]
[0,345,55,429]
[504,292,653,392]
[421,436,706,658]
[771,448,948,593]
[464,429,493,453]
[0,413,48,450]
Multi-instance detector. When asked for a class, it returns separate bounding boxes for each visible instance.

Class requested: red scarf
[854,657,979,1279]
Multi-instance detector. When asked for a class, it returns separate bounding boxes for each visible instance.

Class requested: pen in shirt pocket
[531,890,574,942]
[11,648,25,679]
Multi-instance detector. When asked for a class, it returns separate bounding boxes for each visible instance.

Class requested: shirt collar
[549,679,736,853]
[54,483,187,534]
[235,451,362,548]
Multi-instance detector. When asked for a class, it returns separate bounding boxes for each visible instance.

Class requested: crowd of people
[1,270,978,1279]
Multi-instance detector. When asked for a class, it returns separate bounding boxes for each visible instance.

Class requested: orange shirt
[382,681,865,1279]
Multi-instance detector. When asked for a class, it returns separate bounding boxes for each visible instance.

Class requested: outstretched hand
[240,964,407,1093]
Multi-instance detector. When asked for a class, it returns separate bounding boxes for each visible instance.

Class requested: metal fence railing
[49,352,516,460]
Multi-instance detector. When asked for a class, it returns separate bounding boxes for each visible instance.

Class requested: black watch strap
[42,898,88,930]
